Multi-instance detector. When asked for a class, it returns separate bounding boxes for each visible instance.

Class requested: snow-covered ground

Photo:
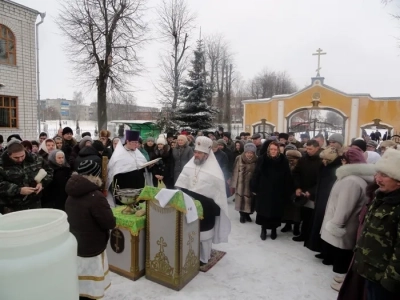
[105,201,338,300]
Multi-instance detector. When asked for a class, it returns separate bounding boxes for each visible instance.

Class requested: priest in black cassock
[107,130,148,206]
[175,136,231,266]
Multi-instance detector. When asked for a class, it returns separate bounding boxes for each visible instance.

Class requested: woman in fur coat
[231,143,257,223]
[251,141,294,240]
[320,147,376,291]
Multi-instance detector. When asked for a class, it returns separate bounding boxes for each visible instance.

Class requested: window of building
[0,24,16,65]
[0,96,18,128]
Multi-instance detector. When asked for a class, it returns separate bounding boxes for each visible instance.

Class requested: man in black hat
[107,130,148,205]
[278,133,289,145]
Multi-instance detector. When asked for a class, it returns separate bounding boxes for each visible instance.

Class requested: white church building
[0,0,42,141]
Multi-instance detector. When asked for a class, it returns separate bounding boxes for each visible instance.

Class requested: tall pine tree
[173,39,215,131]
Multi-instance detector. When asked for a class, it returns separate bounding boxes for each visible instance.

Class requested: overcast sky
[16,0,400,107]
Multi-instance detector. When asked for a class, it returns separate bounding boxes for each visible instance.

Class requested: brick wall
[0,2,39,141]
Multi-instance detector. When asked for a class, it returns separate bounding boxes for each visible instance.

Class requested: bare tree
[57,0,148,130]
[156,0,196,110]
[248,69,297,99]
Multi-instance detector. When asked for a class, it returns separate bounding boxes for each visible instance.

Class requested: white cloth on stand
[155,188,198,223]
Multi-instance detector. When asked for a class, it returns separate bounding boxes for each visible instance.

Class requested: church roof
[3,0,40,15]
[242,77,400,104]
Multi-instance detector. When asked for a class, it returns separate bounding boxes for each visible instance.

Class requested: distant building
[0,1,40,139]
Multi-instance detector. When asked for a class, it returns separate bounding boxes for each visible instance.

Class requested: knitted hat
[62,127,73,136]
[328,133,344,146]
[92,140,105,152]
[375,148,400,181]
[286,150,302,158]
[146,137,155,143]
[77,160,101,177]
[194,136,213,154]
[320,147,339,162]
[351,139,367,152]
[156,134,167,145]
[79,136,93,149]
[217,139,227,146]
[244,143,256,153]
[344,147,366,164]
[366,140,378,149]
[285,143,297,151]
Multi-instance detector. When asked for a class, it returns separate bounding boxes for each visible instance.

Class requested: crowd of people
[1,126,400,299]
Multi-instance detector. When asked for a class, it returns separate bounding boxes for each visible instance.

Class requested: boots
[281,223,292,233]
[293,223,300,236]
[245,214,252,222]
[292,235,305,242]
[271,228,277,240]
[239,213,245,223]
[260,226,267,240]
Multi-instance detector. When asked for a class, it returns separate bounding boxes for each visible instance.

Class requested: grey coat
[172,144,193,184]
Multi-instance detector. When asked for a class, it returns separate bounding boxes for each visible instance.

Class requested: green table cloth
[138,186,204,219]
[112,202,146,236]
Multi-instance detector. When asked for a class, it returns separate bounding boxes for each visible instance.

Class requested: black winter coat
[251,154,294,219]
[292,151,322,199]
[42,161,71,210]
[305,157,342,252]
[74,146,102,171]
[65,174,116,257]
[214,149,229,180]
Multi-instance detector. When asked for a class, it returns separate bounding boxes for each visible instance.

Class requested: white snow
[105,201,339,300]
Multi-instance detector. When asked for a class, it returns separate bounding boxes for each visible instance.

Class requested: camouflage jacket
[354,189,400,294]
[0,151,53,210]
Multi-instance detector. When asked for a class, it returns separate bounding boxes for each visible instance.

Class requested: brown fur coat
[231,153,257,213]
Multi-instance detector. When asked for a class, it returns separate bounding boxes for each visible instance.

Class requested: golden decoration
[182,231,198,277]
[149,237,174,277]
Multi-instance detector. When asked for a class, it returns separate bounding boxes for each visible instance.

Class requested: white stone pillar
[277,100,284,133]
[349,98,359,144]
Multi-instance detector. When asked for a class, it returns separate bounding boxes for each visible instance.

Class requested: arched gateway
[243,77,400,145]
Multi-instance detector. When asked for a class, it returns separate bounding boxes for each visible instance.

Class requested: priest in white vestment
[175,136,231,265]
[107,130,148,206]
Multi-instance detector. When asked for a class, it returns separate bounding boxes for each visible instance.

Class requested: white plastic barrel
[0,209,79,300]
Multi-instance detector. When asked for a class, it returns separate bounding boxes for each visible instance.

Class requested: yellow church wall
[245,101,278,127]
[357,98,400,132]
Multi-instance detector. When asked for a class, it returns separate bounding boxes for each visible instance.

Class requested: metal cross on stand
[113,230,122,252]
[187,231,195,250]
[312,48,327,77]
[157,237,167,253]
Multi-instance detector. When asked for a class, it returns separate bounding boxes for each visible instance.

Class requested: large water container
[0,209,79,300]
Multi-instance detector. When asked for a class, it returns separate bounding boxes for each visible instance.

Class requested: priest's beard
[194,157,207,165]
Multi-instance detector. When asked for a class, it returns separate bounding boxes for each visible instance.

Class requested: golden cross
[114,230,121,252]
[157,237,167,253]
[312,48,327,77]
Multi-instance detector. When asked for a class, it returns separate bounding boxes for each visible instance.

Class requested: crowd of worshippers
[1,126,400,299]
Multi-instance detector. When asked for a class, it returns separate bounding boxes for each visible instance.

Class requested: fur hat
[286,149,302,158]
[6,137,21,148]
[194,136,213,154]
[156,134,167,145]
[375,148,400,181]
[320,147,339,162]
[244,143,256,153]
[285,143,297,151]
[7,134,22,143]
[81,132,91,138]
[278,133,289,140]
[79,136,93,149]
[92,140,105,152]
[380,140,397,149]
[351,139,367,152]
[62,127,73,136]
[100,130,111,138]
[328,133,344,146]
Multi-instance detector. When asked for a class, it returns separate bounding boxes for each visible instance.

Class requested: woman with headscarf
[251,141,293,240]
[320,147,376,291]
[38,138,56,161]
[110,137,120,154]
[42,150,72,210]
[231,143,258,223]
[232,140,244,161]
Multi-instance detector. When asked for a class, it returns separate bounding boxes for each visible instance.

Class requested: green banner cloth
[112,202,146,236]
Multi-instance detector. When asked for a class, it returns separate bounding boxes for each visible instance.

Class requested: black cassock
[181,188,220,232]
